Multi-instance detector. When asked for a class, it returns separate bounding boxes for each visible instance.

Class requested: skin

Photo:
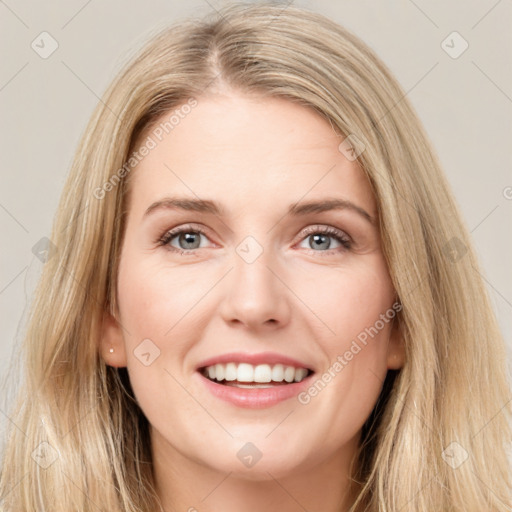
[101,90,405,512]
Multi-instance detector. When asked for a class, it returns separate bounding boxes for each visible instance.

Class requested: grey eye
[299,233,342,251]
[171,231,204,250]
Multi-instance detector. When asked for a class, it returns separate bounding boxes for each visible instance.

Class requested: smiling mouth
[199,363,314,388]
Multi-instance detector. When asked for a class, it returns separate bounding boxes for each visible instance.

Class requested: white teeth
[215,364,225,381]
[294,368,308,382]
[225,362,237,381]
[271,364,284,382]
[284,366,295,383]
[237,363,254,382]
[202,362,311,384]
[253,364,272,383]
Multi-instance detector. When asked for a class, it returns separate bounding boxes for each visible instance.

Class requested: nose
[218,246,292,331]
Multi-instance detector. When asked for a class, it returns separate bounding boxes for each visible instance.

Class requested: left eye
[297,228,351,252]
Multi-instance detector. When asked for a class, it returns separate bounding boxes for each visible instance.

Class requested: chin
[201,446,310,481]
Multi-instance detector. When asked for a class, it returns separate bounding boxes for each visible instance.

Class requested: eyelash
[157,224,352,256]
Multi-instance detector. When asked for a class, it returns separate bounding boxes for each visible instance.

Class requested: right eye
[158,225,212,254]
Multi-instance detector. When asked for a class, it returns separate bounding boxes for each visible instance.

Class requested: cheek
[287,262,396,461]
[295,256,395,403]
[117,254,206,342]
[116,253,219,402]
[299,257,395,348]
[115,257,198,418]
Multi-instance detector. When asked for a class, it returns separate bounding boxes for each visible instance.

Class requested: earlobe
[99,312,128,368]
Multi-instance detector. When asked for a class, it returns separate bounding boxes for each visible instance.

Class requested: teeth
[237,363,254,382]
[284,366,295,383]
[214,364,225,381]
[225,362,237,381]
[294,368,308,382]
[271,364,284,382]
[254,364,271,382]
[202,362,310,384]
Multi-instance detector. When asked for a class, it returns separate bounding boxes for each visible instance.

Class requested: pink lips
[195,351,314,371]
[196,370,314,409]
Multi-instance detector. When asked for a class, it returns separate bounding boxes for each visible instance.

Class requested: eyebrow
[144,196,376,225]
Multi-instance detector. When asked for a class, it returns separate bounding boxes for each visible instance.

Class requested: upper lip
[196,351,315,372]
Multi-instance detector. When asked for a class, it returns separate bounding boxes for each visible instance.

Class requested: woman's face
[102,91,404,479]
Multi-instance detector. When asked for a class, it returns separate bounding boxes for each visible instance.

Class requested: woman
[1,3,510,511]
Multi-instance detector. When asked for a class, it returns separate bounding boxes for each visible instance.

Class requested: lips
[195,351,315,400]
[196,364,315,408]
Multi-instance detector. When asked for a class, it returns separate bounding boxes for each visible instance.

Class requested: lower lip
[197,371,314,409]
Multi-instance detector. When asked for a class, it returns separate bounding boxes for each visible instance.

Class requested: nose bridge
[219,234,291,328]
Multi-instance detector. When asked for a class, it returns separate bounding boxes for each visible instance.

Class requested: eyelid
[294,224,352,254]
[157,223,212,245]
[297,224,351,241]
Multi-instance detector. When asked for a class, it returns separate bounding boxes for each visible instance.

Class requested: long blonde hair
[1,3,511,511]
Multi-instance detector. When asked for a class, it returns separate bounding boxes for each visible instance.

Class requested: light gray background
[1,0,511,401]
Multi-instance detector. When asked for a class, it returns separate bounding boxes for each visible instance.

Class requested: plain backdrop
[1,0,511,416]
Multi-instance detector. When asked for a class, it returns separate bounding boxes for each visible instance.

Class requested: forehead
[127,93,376,217]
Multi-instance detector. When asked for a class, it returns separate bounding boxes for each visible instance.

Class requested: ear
[99,311,128,368]
[386,316,405,370]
